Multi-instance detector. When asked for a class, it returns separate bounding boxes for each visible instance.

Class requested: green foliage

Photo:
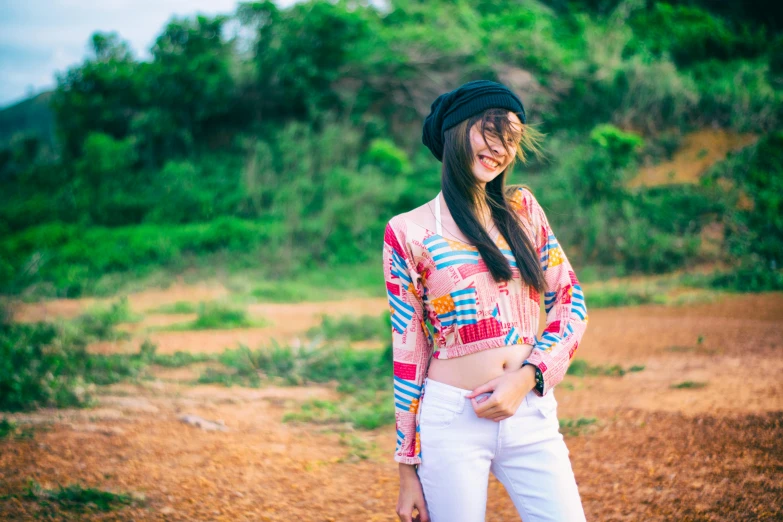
[0,309,156,411]
[627,3,768,66]
[701,131,783,288]
[306,313,388,343]
[566,359,626,377]
[152,350,216,368]
[687,59,782,132]
[239,0,374,120]
[681,265,783,293]
[145,15,237,150]
[576,124,644,201]
[586,286,665,308]
[361,139,411,177]
[1,0,780,297]
[148,301,199,314]
[0,218,283,297]
[73,297,141,341]
[558,416,598,436]
[0,417,17,438]
[50,32,141,158]
[23,480,139,512]
[282,390,393,430]
[162,302,264,331]
[144,161,216,224]
[670,380,707,389]
[0,92,56,150]
[576,6,701,133]
[207,343,391,388]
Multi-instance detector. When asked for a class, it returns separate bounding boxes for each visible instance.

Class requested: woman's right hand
[397,463,430,522]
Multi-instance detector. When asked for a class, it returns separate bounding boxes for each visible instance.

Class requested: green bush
[1,0,779,297]
[688,59,782,131]
[0,313,156,412]
[701,131,783,285]
[628,3,767,66]
[306,313,388,343]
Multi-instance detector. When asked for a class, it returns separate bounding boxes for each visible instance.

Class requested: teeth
[479,155,499,168]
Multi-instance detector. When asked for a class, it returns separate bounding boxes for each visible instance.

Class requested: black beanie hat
[421,79,526,162]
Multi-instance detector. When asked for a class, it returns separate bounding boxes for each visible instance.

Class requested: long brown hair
[441,108,547,293]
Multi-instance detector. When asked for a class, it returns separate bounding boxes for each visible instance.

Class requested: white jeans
[416,377,586,522]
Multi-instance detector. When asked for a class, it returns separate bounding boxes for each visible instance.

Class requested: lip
[478,155,501,170]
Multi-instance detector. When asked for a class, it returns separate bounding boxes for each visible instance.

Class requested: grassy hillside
[0,91,56,149]
[1,0,781,299]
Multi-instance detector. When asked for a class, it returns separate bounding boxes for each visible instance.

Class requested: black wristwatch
[523,362,544,395]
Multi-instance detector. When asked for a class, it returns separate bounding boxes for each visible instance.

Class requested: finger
[471,397,492,414]
[465,381,496,399]
[417,501,431,522]
[489,413,511,422]
[473,398,500,417]
[398,512,412,522]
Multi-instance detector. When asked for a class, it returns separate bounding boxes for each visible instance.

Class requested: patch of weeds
[200,343,391,389]
[667,345,695,352]
[161,302,268,331]
[23,479,140,512]
[283,390,394,431]
[66,296,141,342]
[81,339,157,386]
[0,321,157,412]
[337,432,375,462]
[197,367,262,388]
[629,365,646,372]
[153,351,217,368]
[306,313,388,343]
[559,417,598,436]
[679,265,783,293]
[147,301,199,314]
[0,417,17,438]
[248,281,314,303]
[196,343,395,429]
[566,359,627,377]
[0,418,39,440]
[670,380,708,389]
[586,287,667,308]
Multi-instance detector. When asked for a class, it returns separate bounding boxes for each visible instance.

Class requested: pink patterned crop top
[382,186,589,465]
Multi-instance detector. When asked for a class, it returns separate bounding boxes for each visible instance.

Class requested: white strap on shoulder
[434,193,443,236]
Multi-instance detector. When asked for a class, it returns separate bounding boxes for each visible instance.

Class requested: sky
[0,0,261,108]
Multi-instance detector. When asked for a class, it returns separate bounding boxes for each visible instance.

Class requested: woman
[382,80,589,522]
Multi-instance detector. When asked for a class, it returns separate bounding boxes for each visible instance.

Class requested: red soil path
[2,290,781,520]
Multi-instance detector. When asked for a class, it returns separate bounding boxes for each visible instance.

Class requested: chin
[473,166,505,184]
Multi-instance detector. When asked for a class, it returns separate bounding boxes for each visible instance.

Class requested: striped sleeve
[383,217,433,465]
[521,189,589,397]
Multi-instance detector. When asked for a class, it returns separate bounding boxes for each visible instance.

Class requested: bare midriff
[425,343,535,391]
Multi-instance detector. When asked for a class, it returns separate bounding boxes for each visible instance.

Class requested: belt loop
[458,390,468,413]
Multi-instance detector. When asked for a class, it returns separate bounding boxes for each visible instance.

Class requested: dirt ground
[1,286,782,521]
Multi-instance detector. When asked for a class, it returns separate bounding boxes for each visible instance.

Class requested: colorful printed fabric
[382,187,589,465]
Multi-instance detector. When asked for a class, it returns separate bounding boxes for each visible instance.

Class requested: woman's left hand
[465,365,537,421]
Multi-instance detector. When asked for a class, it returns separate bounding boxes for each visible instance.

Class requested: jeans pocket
[419,394,459,430]
[531,395,559,420]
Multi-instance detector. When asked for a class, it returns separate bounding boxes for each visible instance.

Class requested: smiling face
[469,110,524,186]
